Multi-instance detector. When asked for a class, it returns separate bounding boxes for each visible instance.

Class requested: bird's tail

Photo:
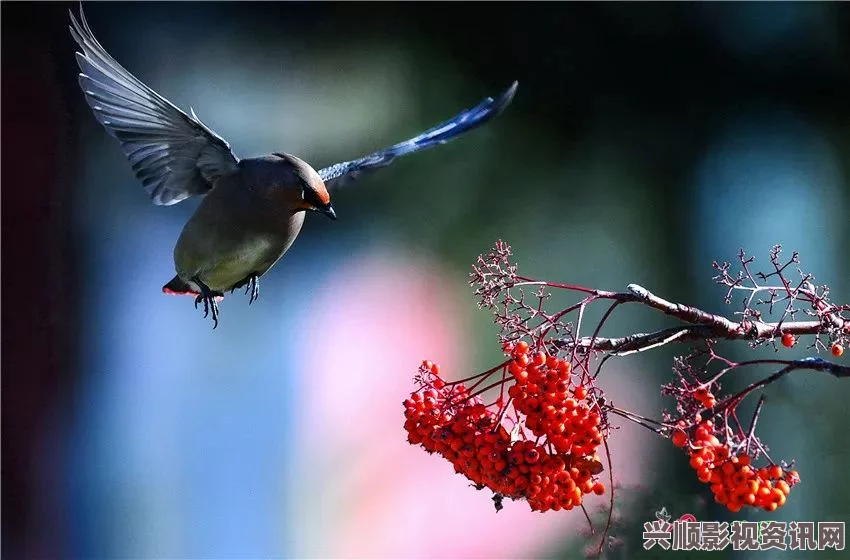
[318,81,518,189]
[383,80,518,156]
[162,275,199,296]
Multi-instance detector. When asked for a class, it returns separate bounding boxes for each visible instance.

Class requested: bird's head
[273,152,337,220]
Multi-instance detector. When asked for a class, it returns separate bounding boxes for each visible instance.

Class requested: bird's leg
[233,273,261,305]
[192,276,223,329]
[248,274,259,305]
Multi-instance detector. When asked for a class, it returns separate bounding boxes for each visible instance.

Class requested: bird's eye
[301,185,323,208]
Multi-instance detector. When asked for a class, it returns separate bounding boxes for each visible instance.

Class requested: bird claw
[244,274,259,305]
[230,274,260,305]
[192,277,223,328]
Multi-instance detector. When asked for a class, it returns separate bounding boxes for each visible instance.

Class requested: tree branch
[556,284,847,355]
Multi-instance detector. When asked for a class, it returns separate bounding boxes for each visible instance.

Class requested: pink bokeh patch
[285,246,660,558]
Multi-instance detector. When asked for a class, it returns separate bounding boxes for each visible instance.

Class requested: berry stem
[579,503,595,536]
[513,276,600,295]
[744,395,766,455]
[582,301,621,383]
[445,359,510,387]
[468,377,514,401]
[608,406,664,433]
[596,437,615,558]
[491,396,514,430]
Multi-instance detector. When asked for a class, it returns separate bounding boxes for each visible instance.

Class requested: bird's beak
[322,205,337,220]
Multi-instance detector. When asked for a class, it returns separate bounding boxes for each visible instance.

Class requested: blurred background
[2,2,849,558]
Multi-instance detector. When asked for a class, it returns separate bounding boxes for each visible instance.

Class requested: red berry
[831,343,844,357]
[524,448,540,464]
[785,470,801,485]
[532,351,546,366]
[781,333,795,348]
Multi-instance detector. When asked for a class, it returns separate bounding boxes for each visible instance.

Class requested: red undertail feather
[162,275,199,297]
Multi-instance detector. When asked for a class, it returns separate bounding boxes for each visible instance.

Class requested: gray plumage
[169,154,327,297]
[69,6,516,327]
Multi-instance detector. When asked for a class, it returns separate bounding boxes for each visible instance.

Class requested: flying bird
[69,6,517,328]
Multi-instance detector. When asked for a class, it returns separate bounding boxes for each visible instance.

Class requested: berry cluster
[693,387,717,409]
[672,419,800,512]
[506,343,604,458]
[403,343,607,512]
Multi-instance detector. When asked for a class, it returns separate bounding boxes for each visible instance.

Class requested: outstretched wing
[318,81,518,190]
[69,7,239,206]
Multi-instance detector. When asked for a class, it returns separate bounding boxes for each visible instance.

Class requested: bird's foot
[230,274,259,304]
[243,274,260,305]
[192,277,223,328]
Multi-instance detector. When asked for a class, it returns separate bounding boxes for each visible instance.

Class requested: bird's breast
[174,201,306,292]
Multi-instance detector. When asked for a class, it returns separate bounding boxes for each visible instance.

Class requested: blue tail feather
[319,81,518,189]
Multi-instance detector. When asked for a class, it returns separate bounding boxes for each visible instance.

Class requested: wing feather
[69,6,239,205]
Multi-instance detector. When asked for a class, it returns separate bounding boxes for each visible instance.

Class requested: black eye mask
[301,184,325,208]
